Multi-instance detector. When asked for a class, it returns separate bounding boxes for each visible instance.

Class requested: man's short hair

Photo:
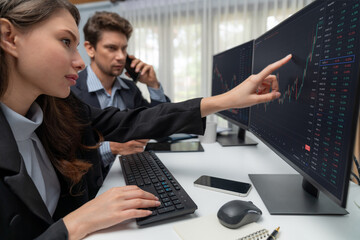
[83,11,133,47]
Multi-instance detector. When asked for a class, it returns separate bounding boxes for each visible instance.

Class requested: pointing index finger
[256,54,292,81]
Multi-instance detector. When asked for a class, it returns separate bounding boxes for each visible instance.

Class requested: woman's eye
[62,39,71,47]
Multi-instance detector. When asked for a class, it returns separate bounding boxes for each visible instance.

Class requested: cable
[354,155,359,171]
[351,155,360,185]
[351,172,360,185]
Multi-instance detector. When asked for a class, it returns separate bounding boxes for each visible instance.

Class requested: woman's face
[14,9,84,99]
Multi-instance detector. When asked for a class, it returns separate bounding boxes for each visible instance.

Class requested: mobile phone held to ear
[194,175,252,197]
[125,55,140,82]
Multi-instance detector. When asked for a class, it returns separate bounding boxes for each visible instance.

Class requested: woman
[0,0,291,239]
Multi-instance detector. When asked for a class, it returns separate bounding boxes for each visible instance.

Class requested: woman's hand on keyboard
[63,185,160,240]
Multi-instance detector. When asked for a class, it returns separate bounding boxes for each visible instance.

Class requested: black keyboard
[119,151,198,226]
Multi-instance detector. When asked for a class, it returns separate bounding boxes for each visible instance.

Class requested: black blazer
[0,94,205,239]
[71,68,171,110]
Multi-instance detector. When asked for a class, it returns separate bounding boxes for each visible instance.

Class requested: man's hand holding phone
[125,55,160,89]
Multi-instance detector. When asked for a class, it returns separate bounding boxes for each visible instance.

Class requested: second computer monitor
[211,40,257,146]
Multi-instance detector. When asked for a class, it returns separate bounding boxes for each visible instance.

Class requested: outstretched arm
[200,54,292,117]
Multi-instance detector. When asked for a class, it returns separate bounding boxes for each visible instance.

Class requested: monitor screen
[211,40,253,128]
[250,0,360,214]
[211,40,257,146]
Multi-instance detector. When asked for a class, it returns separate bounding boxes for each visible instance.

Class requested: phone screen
[145,142,204,152]
[125,56,140,81]
[194,175,252,196]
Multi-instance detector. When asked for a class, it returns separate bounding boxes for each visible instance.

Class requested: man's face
[90,31,128,78]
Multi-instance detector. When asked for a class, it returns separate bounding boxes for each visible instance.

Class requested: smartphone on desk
[125,55,140,82]
[194,175,252,197]
[145,141,204,152]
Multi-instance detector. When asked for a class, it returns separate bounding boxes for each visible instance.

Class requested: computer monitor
[211,40,257,146]
[249,0,360,215]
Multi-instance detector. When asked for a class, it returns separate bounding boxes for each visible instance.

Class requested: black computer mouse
[217,200,262,229]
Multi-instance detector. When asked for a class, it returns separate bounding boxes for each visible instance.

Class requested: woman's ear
[0,18,19,57]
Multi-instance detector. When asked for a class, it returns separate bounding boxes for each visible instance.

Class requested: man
[72,11,170,174]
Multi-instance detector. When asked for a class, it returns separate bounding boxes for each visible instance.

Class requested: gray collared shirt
[1,102,60,216]
[86,66,167,167]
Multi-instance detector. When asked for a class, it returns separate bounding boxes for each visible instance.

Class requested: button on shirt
[86,66,167,167]
[1,102,60,216]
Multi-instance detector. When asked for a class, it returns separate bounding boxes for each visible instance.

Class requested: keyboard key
[136,179,144,186]
[159,194,168,199]
[144,178,152,185]
[162,197,170,202]
[175,204,184,209]
[158,206,175,214]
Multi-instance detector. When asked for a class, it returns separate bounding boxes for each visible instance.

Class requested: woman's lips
[65,74,78,86]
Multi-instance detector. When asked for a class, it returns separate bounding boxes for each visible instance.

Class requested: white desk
[85,133,360,240]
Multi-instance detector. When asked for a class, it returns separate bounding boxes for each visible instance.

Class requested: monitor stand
[216,128,257,147]
[249,174,348,215]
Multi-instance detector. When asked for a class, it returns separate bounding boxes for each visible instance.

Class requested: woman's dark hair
[83,11,133,48]
[0,0,93,191]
